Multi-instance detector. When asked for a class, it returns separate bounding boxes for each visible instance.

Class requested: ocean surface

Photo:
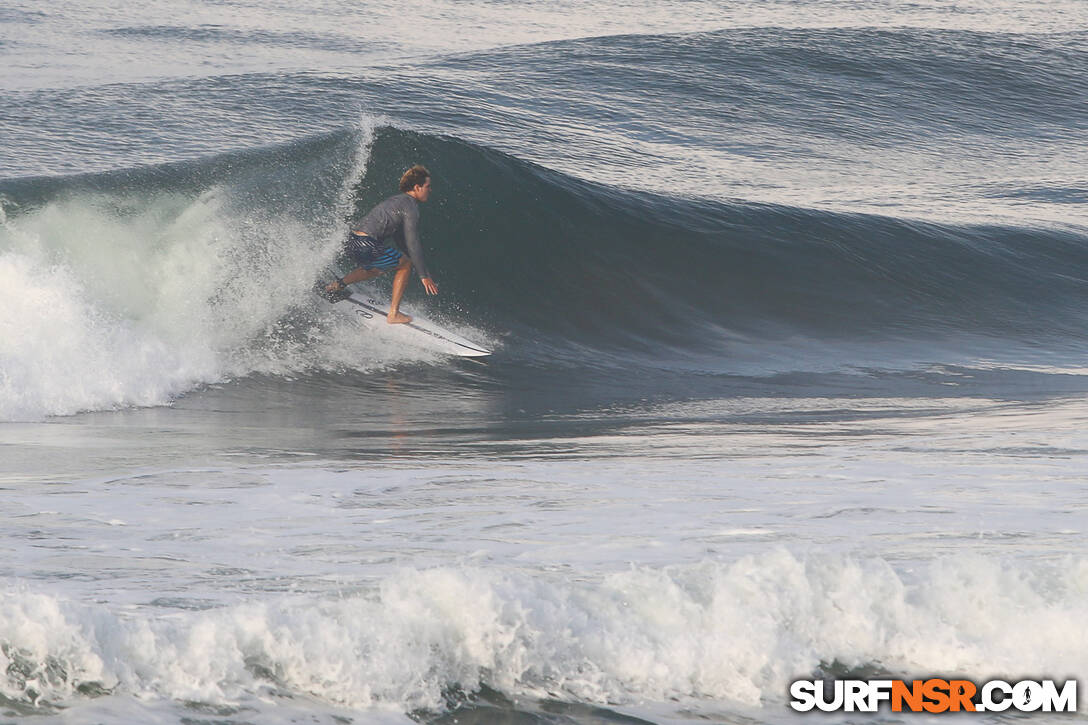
[2,1,1088,723]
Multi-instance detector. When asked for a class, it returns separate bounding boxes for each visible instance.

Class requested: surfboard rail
[341,293,492,358]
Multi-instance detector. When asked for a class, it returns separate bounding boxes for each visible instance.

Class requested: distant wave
[432,26,1088,145]
[98,24,387,53]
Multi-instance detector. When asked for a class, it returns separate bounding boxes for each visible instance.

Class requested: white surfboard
[341,291,492,358]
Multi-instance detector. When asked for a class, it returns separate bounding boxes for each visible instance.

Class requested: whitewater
[2,1,1087,723]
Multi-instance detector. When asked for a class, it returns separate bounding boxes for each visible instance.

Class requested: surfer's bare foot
[387,311,412,325]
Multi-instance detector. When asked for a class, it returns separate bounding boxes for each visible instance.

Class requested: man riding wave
[320,165,438,324]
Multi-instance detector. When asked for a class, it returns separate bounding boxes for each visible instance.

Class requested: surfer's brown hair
[399,165,431,193]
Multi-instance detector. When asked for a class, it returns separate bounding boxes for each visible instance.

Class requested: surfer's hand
[421,277,439,295]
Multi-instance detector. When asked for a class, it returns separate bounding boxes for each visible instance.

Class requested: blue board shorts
[343,232,403,271]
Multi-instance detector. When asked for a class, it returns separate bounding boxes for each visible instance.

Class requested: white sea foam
[2,553,1086,716]
[0,249,210,421]
[0,122,474,421]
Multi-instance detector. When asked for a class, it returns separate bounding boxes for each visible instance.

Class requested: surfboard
[340,291,492,358]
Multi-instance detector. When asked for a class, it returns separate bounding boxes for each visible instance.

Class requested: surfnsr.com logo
[789,679,1077,713]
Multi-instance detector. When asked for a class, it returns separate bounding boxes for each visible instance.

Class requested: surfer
[321,165,438,324]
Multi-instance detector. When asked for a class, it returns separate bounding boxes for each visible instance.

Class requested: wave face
[359,130,1088,350]
[3,125,1088,418]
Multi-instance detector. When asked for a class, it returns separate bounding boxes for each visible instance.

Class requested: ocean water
[2,1,1088,723]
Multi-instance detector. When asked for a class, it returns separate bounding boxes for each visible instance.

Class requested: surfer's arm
[401,205,435,290]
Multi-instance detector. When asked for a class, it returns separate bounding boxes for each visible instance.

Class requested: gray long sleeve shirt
[351,193,431,279]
